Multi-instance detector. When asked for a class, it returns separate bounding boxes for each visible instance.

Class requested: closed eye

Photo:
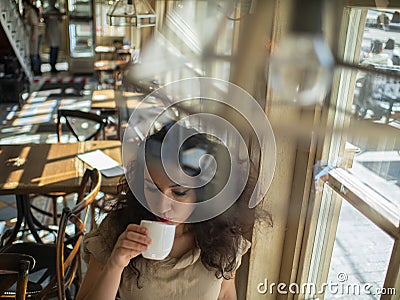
[172,189,190,197]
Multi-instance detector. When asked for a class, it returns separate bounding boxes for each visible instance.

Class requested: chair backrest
[57,109,108,142]
[0,253,35,300]
[55,168,101,300]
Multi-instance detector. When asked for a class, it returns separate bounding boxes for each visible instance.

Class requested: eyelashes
[144,185,190,197]
[172,190,189,197]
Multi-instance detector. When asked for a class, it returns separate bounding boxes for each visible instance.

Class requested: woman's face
[144,159,197,225]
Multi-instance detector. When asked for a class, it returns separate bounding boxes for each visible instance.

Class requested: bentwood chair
[0,253,35,300]
[57,109,108,142]
[0,169,101,300]
[57,108,117,223]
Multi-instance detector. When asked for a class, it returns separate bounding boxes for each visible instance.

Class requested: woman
[76,121,257,300]
[22,0,41,76]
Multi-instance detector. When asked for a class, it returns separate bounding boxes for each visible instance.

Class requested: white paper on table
[77,150,124,177]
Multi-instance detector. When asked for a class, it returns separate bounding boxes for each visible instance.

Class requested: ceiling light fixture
[269,0,334,105]
[107,0,156,27]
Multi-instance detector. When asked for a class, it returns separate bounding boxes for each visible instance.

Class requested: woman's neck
[169,224,195,258]
[175,223,191,238]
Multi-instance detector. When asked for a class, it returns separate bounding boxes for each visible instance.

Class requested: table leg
[21,195,43,243]
[3,195,25,245]
[4,195,43,244]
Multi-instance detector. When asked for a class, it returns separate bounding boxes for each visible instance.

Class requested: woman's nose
[158,192,173,214]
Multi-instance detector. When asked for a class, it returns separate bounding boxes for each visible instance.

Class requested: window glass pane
[306,7,400,300]
[326,201,394,299]
[349,9,400,207]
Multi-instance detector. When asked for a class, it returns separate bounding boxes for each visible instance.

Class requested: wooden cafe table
[0,140,122,244]
[91,89,144,110]
[91,90,155,138]
[93,60,129,89]
[95,45,116,60]
[91,90,165,138]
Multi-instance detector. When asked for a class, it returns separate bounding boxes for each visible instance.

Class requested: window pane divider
[327,168,400,240]
[345,0,400,9]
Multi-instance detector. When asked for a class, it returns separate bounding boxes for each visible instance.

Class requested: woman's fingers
[118,238,148,252]
[115,224,152,255]
[109,224,153,268]
[124,230,152,245]
[126,223,147,234]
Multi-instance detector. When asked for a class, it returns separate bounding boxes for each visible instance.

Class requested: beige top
[83,216,251,300]
[23,7,39,55]
[43,6,62,47]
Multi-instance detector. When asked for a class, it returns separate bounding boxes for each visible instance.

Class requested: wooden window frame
[295,3,400,300]
[248,1,399,299]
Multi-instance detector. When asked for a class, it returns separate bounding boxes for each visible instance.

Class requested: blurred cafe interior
[0,0,399,299]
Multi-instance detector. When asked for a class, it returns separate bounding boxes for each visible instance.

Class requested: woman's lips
[158,217,171,223]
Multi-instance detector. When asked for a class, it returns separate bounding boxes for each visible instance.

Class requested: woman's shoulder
[83,214,121,264]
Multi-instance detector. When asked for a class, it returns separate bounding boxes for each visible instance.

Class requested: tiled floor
[0,195,17,220]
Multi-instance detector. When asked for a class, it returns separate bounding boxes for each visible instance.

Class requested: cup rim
[140,220,176,228]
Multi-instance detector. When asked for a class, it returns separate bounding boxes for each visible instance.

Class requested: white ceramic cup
[140,220,176,260]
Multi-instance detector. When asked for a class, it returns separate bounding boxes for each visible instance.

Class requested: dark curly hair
[22,0,40,17]
[105,121,258,288]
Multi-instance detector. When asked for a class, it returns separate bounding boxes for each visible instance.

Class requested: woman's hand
[108,224,152,269]
[76,225,151,300]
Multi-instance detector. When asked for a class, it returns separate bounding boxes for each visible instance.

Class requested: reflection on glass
[326,201,393,299]
[354,9,400,120]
